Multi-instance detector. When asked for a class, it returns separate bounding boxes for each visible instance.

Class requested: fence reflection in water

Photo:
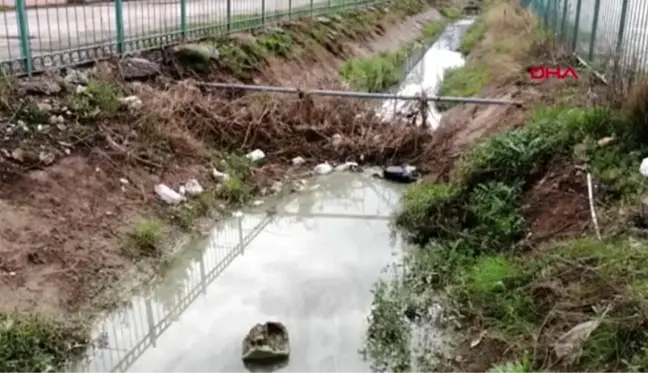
[72,212,273,372]
[72,155,403,373]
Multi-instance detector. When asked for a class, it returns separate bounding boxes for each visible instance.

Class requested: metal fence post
[237,217,244,255]
[310,0,314,18]
[587,0,601,60]
[180,0,187,39]
[115,0,125,54]
[288,0,292,19]
[15,0,32,75]
[571,0,582,53]
[145,298,157,347]
[560,0,568,42]
[227,0,232,32]
[261,0,266,26]
[199,255,207,295]
[614,0,630,72]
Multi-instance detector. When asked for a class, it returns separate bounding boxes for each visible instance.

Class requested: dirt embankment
[0,0,455,326]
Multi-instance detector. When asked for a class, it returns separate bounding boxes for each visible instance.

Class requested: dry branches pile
[131,82,437,167]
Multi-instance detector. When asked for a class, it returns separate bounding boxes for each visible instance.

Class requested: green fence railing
[0,0,378,76]
[523,0,648,74]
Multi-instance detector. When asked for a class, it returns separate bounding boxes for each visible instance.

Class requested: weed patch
[123,218,167,258]
[458,15,487,54]
[0,313,89,372]
[437,63,490,110]
[440,5,462,20]
[340,49,409,92]
[419,20,448,43]
[371,87,648,370]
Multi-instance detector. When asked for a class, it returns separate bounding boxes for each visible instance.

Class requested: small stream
[71,19,472,373]
[379,18,475,129]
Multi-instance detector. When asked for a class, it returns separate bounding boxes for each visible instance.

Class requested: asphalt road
[0,0,326,69]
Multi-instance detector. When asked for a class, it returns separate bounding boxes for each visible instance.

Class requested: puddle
[379,19,475,129]
[71,172,410,372]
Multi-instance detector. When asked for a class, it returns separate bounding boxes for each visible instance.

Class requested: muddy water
[71,20,473,373]
[72,172,406,372]
[379,19,475,128]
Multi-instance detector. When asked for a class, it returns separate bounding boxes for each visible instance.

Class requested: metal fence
[523,0,648,74]
[0,0,380,75]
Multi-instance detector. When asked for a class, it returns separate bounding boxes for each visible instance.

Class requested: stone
[270,181,283,194]
[17,77,61,95]
[173,43,220,64]
[291,156,305,166]
[183,179,204,196]
[120,95,143,110]
[64,68,90,85]
[38,151,55,165]
[331,133,343,147]
[241,321,290,363]
[10,148,25,162]
[119,57,161,79]
[36,102,53,112]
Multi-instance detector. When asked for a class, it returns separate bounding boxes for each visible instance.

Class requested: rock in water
[383,165,420,184]
[242,321,290,363]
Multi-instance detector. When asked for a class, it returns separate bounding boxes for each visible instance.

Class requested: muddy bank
[0,0,465,370]
[368,0,648,372]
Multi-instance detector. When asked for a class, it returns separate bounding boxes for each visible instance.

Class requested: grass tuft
[0,313,90,372]
[124,218,167,258]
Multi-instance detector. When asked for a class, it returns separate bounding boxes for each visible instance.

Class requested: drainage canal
[71,19,472,373]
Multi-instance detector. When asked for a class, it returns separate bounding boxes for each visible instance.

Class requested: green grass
[440,5,462,20]
[0,313,90,372]
[369,99,648,371]
[459,15,487,54]
[340,49,409,92]
[419,20,448,43]
[340,16,448,92]
[436,62,490,110]
[123,218,167,258]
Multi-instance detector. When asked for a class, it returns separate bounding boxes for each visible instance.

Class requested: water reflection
[71,172,405,372]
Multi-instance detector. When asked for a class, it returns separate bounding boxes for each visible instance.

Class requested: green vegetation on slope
[0,314,90,372]
[340,16,451,92]
[372,100,648,372]
[437,0,540,110]
[367,0,648,371]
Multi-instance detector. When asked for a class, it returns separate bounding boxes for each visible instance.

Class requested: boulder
[241,321,290,363]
